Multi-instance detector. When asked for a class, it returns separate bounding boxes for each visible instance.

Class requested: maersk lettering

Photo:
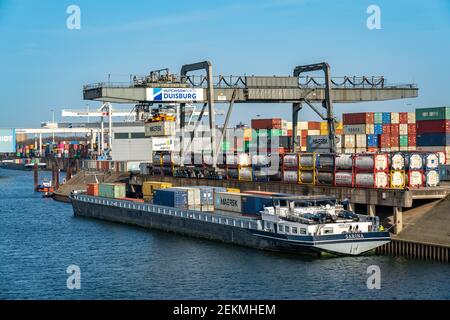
[220,198,238,207]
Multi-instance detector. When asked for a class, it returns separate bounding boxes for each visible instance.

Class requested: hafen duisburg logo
[153,88,163,101]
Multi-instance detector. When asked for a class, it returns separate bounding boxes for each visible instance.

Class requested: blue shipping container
[416,133,450,146]
[367,134,379,147]
[439,165,450,181]
[153,189,188,209]
[382,112,391,124]
[374,124,383,135]
[241,195,274,215]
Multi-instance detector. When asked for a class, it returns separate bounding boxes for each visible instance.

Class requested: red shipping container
[416,120,450,134]
[251,118,282,129]
[382,124,391,134]
[307,121,321,130]
[408,123,416,135]
[287,129,292,137]
[390,124,400,136]
[301,137,307,146]
[380,134,391,148]
[301,130,308,138]
[408,135,416,146]
[390,135,399,147]
[399,112,408,124]
[343,112,374,125]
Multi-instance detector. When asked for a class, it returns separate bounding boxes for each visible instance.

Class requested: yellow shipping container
[243,128,252,139]
[320,129,329,135]
[142,181,173,197]
[320,122,328,130]
[336,122,343,130]
[226,188,240,193]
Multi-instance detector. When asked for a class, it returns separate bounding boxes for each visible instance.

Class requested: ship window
[300,228,307,235]
[285,226,290,233]
[278,225,283,232]
[114,132,130,139]
[130,132,146,139]
[324,227,334,234]
[292,227,298,234]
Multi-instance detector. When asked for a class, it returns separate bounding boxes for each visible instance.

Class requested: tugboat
[37,179,55,197]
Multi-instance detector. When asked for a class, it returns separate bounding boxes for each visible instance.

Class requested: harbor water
[0,169,449,300]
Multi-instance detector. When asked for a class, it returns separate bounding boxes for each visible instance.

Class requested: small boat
[37,179,55,197]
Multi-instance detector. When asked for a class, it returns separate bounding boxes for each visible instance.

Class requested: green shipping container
[415,107,450,121]
[374,112,383,124]
[99,183,126,199]
[253,129,283,137]
[221,141,230,151]
[399,135,408,147]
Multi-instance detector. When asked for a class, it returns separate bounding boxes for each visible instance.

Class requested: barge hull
[72,198,320,256]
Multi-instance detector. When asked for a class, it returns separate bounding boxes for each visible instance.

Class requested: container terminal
[1,61,449,261]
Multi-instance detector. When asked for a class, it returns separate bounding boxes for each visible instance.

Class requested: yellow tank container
[142,181,173,199]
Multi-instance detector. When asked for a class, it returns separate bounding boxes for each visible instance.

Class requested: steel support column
[180,61,216,167]
[291,103,303,151]
[293,62,335,153]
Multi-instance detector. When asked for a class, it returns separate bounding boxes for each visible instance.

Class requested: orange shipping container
[86,183,99,196]
[307,121,321,130]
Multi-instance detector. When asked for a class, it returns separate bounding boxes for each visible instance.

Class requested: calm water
[0,169,449,300]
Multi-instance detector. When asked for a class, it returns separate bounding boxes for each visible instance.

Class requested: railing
[83,75,417,90]
[75,194,260,230]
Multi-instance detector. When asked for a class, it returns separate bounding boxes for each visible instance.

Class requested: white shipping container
[365,124,374,135]
[407,112,416,123]
[308,130,320,135]
[407,146,417,151]
[399,124,408,135]
[298,121,308,130]
[214,192,242,213]
[344,125,366,135]
[355,148,367,153]
[356,134,367,148]
[344,135,356,148]
[391,112,400,124]
[344,148,355,154]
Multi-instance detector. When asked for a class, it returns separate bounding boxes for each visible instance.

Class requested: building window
[114,133,129,139]
[292,227,298,234]
[130,132,146,139]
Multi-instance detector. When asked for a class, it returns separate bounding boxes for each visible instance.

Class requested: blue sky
[0,0,449,128]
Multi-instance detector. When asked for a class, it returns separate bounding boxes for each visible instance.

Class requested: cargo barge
[71,190,390,257]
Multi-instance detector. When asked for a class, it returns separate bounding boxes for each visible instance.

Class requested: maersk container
[307,135,331,150]
[355,172,389,188]
[390,171,406,189]
[299,153,316,169]
[214,192,273,215]
[335,154,353,170]
[425,170,440,187]
[316,153,335,171]
[390,153,406,171]
[99,183,126,199]
[407,170,424,188]
[405,153,423,170]
[354,154,389,172]
[283,170,298,183]
[334,171,353,187]
[283,154,298,168]
[316,172,334,186]
[424,153,439,170]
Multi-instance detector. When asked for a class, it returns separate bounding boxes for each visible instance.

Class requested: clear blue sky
[0,0,449,128]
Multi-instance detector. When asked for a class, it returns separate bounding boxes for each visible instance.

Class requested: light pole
[51,109,55,145]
